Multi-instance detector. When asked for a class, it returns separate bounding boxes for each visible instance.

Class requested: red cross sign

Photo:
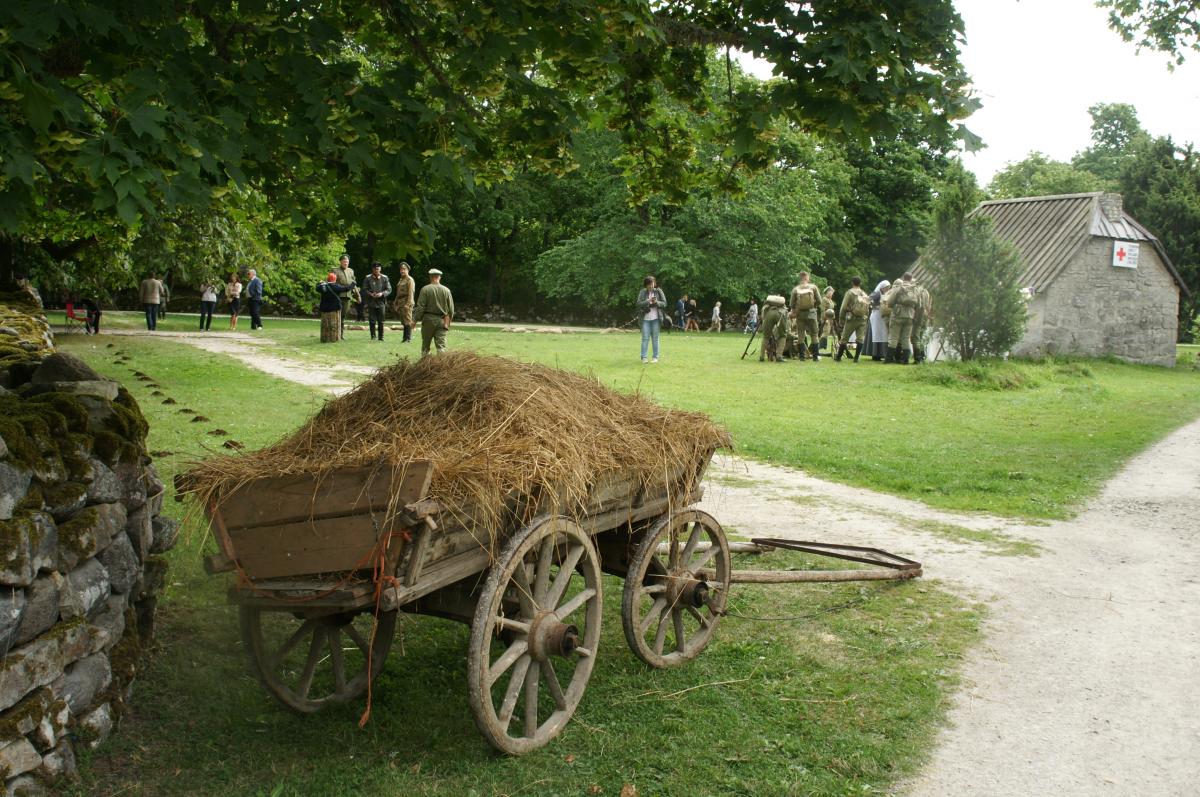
[1112,241,1139,269]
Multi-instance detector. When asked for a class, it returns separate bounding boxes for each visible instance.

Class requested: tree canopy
[1,0,977,286]
[987,152,1104,199]
[1098,0,1200,64]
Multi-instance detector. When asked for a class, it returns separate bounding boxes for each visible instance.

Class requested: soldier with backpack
[759,295,789,362]
[789,271,823,362]
[835,277,871,362]
[911,278,933,363]
[886,272,920,363]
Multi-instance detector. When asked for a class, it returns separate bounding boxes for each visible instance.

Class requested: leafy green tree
[0,0,977,288]
[922,163,1027,361]
[988,152,1105,198]
[1099,0,1200,64]
[532,128,853,316]
[1073,103,1151,187]
[1117,135,1200,336]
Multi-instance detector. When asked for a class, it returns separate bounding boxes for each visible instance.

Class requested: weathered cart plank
[215,462,433,530]
[209,462,433,580]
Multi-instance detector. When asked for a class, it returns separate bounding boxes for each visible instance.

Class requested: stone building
[914,192,1187,366]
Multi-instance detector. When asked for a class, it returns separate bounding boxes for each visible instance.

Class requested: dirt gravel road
[702,419,1200,797]
[145,330,1200,796]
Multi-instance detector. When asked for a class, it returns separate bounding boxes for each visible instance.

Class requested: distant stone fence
[0,289,176,795]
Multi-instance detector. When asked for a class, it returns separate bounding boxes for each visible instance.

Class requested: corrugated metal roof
[911,192,1188,296]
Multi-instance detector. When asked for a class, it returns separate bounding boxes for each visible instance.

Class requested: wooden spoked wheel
[240,606,397,713]
[467,516,603,755]
[621,509,730,668]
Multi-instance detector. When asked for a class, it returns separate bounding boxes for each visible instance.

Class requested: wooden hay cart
[202,453,731,754]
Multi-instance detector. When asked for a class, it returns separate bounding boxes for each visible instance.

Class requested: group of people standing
[316,255,454,355]
[137,271,262,332]
[635,271,934,366]
[757,271,933,364]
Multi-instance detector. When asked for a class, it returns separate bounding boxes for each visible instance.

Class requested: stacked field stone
[0,291,175,795]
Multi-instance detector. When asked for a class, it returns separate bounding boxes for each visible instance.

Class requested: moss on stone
[0,513,32,575]
[0,686,68,748]
[91,431,124,467]
[14,486,43,513]
[111,388,148,440]
[41,481,86,512]
[55,506,99,561]
[27,392,90,434]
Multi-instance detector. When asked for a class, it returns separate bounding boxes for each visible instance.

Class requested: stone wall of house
[1015,237,1180,366]
[0,289,176,795]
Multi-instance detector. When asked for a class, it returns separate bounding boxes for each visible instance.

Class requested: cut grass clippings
[56,334,982,797]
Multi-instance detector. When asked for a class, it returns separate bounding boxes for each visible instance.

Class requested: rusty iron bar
[698,537,922,585]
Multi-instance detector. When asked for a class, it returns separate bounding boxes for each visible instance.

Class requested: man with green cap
[414,268,455,355]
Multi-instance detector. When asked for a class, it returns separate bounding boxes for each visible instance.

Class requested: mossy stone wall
[0,289,176,795]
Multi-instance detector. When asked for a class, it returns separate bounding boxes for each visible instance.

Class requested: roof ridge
[980,192,1103,206]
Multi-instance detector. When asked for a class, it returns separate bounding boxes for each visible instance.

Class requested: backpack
[794,286,816,311]
[849,290,870,318]
[892,282,918,308]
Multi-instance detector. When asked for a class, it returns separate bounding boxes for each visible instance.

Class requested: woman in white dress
[867,279,891,361]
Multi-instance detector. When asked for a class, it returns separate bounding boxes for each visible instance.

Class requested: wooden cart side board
[381,489,701,611]
[212,462,434,531]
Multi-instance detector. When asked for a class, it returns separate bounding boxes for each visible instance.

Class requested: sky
[738,0,1200,187]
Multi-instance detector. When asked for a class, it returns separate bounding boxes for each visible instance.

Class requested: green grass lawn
[68,309,1200,519]
[57,333,980,797]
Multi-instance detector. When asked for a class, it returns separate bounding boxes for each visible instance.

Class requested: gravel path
[148,329,1200,796]
[702,421,1200,797]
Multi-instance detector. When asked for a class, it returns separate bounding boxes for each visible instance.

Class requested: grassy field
[70,309,1200,519]
[57,333,980,797]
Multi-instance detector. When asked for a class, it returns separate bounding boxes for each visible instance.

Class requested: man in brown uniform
[334,254,356,335]
[911,279,933,363]
[886,272,919,364]
[789,271,822,361]
[835,277,871,362]
[392,261,416,343]
[413,268,455,355]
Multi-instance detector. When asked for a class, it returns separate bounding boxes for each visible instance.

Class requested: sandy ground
[123,328,1200,796]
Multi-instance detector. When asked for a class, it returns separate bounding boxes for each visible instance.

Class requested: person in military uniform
[334,254,356,335]
[835,277,871,362]
[391,261,416,343]
[758,295,788,361]
[819,286,836,352]
[789,271,822,361]
[910,277,933,363]
[414,268,455,355]
[885,272,919,363]
[362,261,392,341]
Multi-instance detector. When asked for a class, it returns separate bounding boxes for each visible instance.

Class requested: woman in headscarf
[317,272,354,342]
[866,279,891,361]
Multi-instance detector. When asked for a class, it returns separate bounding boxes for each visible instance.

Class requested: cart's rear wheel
[467,516,602,755]
[622,509,730,668]
[240,606,396,713]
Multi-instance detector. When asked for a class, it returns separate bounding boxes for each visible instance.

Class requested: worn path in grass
[152,329,1199,797]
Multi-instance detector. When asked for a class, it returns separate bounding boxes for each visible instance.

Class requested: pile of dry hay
[179,352,731,540]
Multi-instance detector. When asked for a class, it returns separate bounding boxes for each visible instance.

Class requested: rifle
[741,325,759,360]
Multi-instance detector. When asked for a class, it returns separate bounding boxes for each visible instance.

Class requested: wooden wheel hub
[682,579,710,608]
[529,611,580,660]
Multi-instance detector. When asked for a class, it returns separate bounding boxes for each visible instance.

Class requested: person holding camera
[636,275,667,363]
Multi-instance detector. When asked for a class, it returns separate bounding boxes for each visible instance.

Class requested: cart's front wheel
[622,509,730,668]
[240,606,396,713]
[467,516,602,755]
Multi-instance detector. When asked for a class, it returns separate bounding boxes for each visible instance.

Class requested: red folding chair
[64,302,85,333]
